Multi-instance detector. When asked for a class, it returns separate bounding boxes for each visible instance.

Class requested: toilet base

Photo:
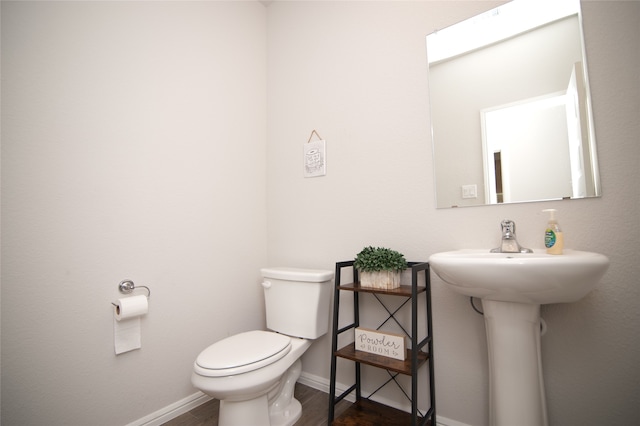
[268,359,302,426]
[220,396,270,426]
[270,398,301,426]
[217,359,303,426]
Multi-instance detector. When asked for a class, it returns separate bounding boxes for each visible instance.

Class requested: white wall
[1,1,267,425]
[2,1,639,426]
[267,1,640,425]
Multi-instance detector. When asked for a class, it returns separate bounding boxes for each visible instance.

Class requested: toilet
[191,267,334,426]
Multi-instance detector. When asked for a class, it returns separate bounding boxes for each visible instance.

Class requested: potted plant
[354,246,408,289]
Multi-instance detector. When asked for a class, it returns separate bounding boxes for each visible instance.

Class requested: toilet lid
[194,330,291,377]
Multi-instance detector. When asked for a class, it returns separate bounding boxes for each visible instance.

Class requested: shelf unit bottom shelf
[331,399,427,426]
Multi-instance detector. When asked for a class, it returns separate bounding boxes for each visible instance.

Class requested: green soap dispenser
[543,209,564,255]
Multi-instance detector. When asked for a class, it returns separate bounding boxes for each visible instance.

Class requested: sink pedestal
[483,300,548,426]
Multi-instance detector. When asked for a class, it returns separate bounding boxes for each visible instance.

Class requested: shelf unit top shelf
[338,283,426,296]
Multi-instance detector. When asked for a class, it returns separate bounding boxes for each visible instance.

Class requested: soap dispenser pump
[543,209,564,255]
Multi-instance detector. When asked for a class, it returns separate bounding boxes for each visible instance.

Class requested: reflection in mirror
[427,0,601,208]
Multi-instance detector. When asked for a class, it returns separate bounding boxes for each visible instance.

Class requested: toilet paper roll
[114,295,148,321]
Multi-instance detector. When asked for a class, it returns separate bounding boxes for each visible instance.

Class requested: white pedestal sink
[429,249,609,426]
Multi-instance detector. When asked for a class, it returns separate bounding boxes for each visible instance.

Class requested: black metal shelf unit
[328,261,435,426]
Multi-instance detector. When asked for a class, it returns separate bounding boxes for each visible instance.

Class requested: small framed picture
[304,140,326,178]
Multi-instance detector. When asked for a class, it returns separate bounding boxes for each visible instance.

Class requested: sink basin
[429,249,609,304]
[429,248,609,426]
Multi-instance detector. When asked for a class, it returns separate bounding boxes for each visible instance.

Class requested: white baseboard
[129,374,327,426]
[435,416,475,426]
[298,371,356,402]
[128,371,472,426]
[126,391,213,426]
[128,372,344,426]
[298,372,472,426]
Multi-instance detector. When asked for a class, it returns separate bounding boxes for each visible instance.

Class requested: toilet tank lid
[261,267,334,282]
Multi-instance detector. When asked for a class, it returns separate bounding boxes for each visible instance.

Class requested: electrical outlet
[462,184,477,199]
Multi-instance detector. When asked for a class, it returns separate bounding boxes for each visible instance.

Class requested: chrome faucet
[490,219,532,253]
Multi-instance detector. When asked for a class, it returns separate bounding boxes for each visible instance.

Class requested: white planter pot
[359,270,401,289]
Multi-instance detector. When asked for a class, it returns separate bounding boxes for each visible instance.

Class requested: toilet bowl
[191,267,333,426]
[191,330,311,426]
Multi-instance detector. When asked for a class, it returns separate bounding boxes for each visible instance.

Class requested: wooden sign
[355,327,406,361]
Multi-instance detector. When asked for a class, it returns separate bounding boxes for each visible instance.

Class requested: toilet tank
[261,267,334,339]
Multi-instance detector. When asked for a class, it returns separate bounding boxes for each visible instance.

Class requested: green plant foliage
[353,246,408,272]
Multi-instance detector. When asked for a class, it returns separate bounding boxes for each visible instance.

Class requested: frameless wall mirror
[427,0,601,208]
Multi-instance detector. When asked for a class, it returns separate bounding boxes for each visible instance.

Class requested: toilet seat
[194,330,291,377]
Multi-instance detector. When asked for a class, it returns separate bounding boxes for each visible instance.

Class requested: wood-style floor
[162,383,352,426]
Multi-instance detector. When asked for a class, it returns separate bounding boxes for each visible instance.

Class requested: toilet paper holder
[118,279,150,297]
[111,280,151,307]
